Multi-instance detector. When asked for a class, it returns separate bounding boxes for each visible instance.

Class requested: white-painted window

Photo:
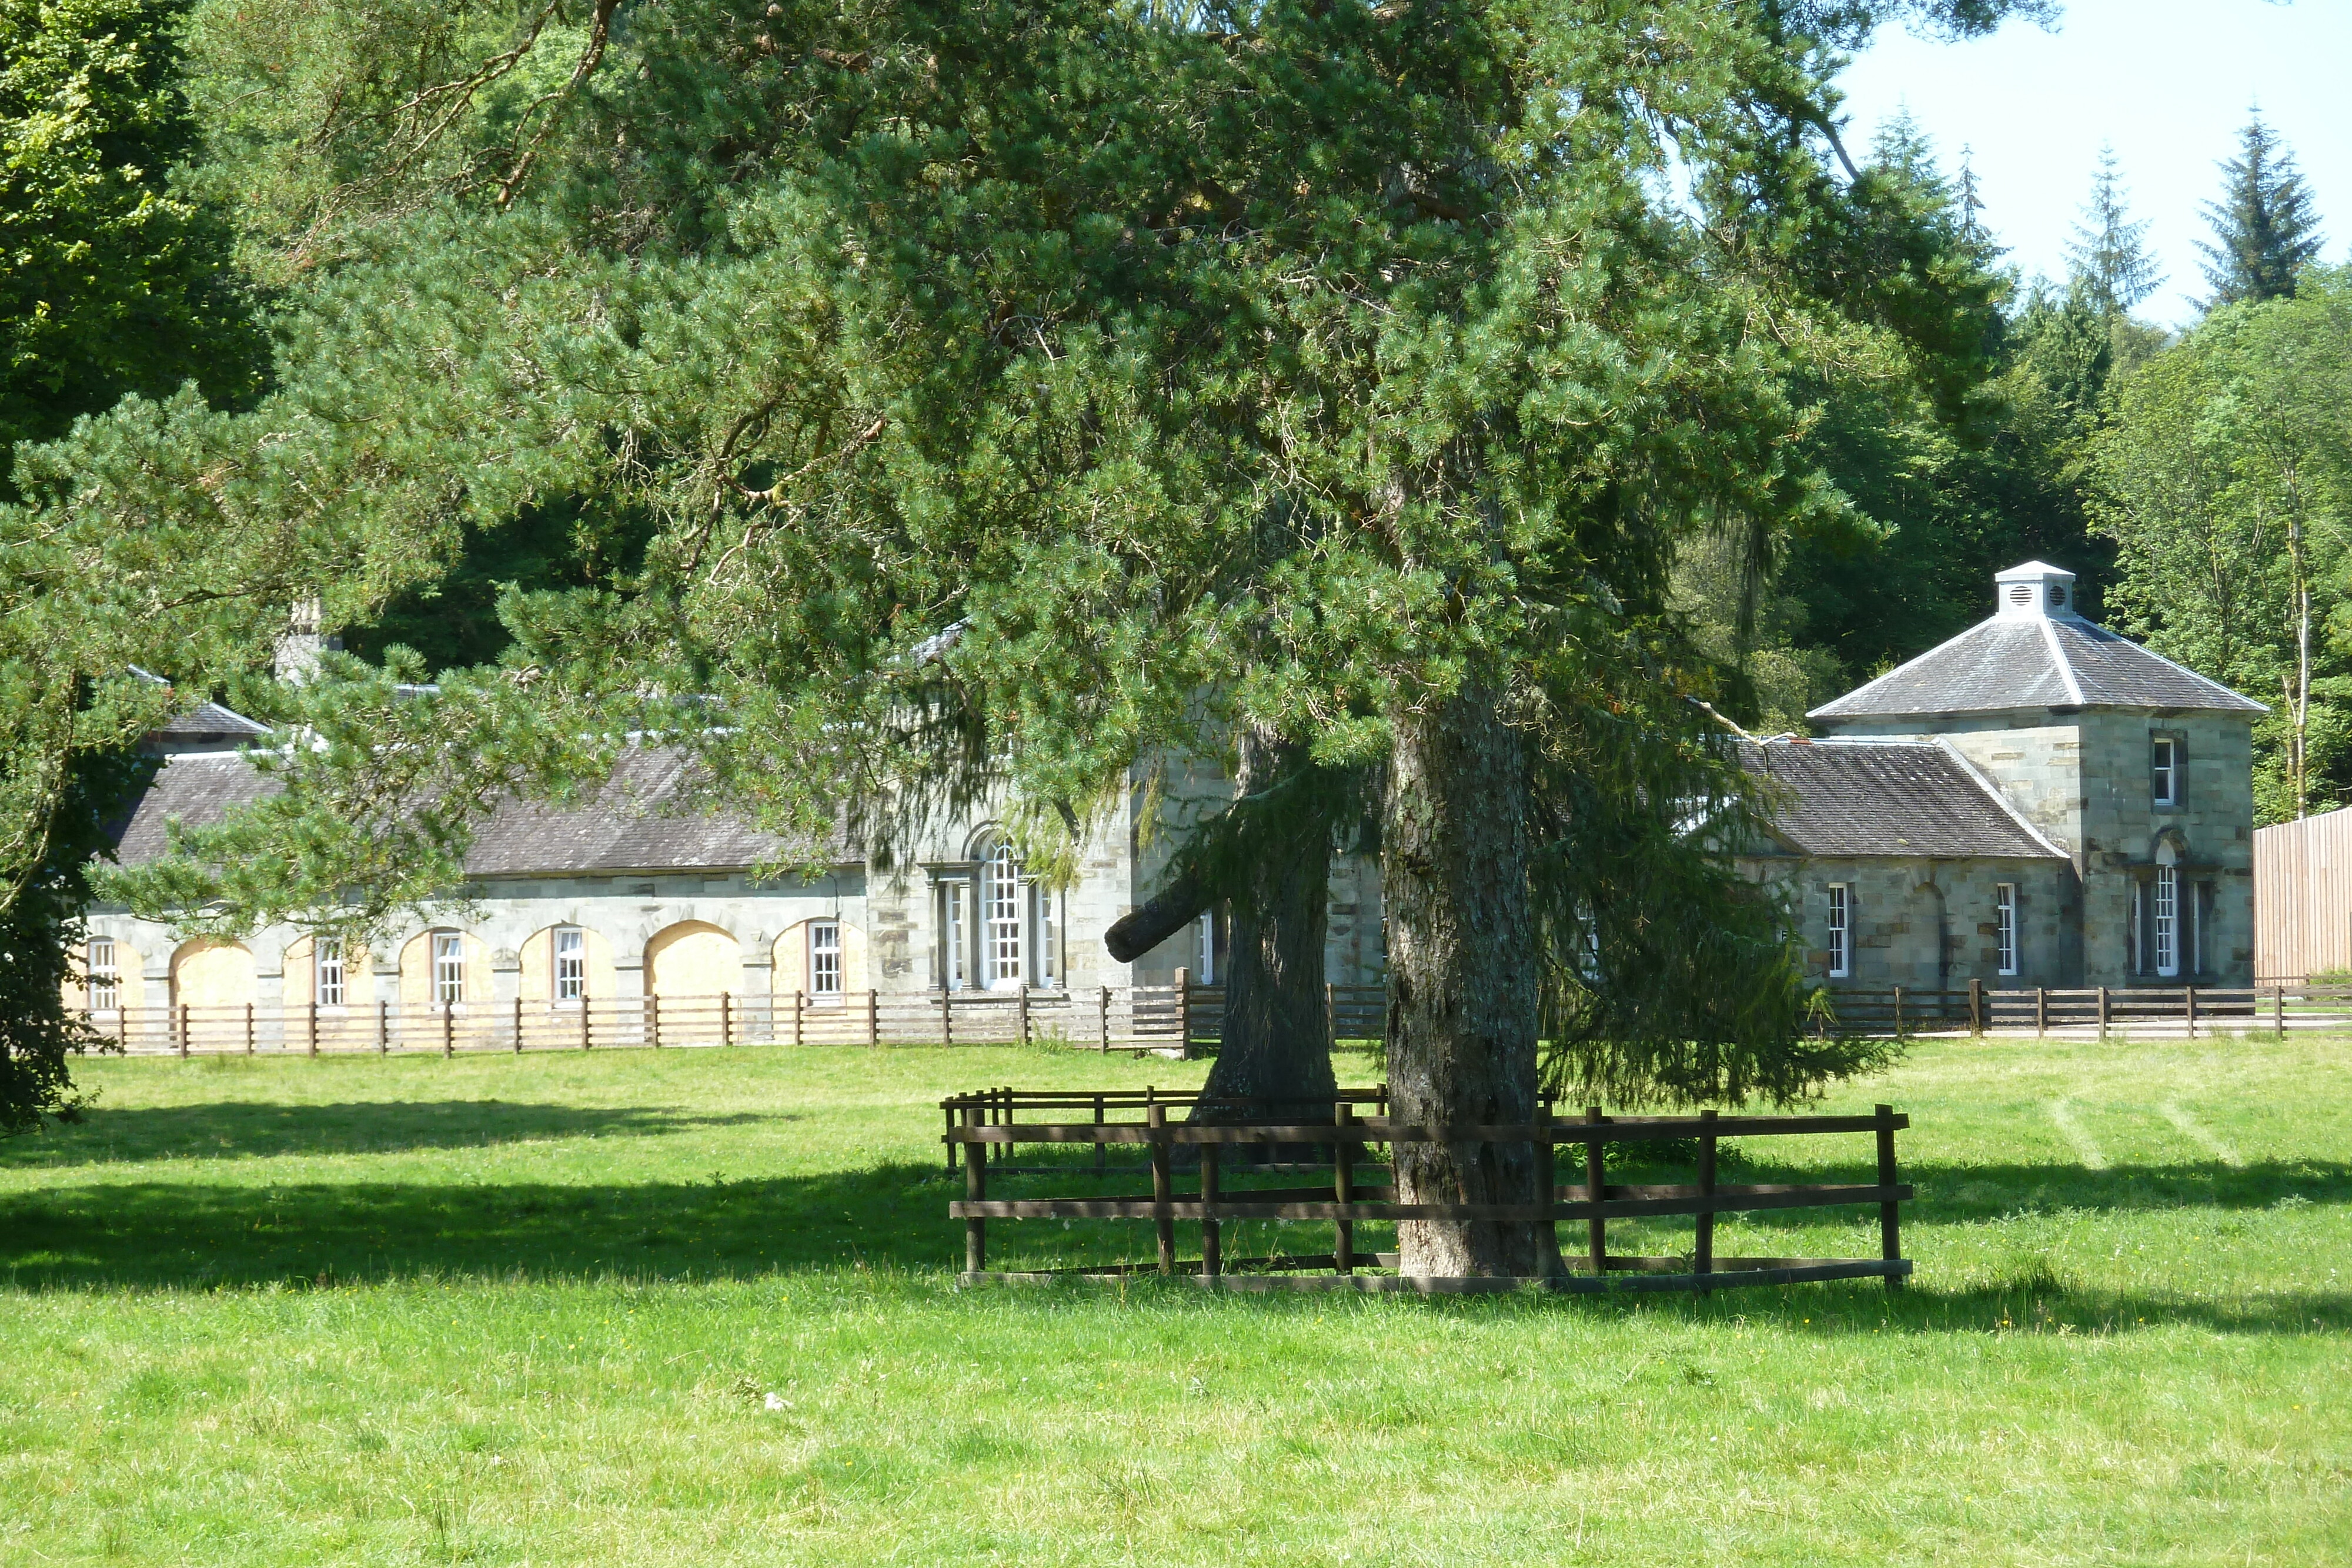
[1995,884,2017,977]
[810,920,842,998]
[1195,910,1217,985]
[553,927,584,1004]
[1827,884,1851,979]
[940,882,968,992]
[433,932,466,1007]
[86,938,118,1011]
[2152,738,2179,807]
[2153,864,2179,978]
[984,840,1024,989]
[316,937,346,1009]
[1034,887,1058,987]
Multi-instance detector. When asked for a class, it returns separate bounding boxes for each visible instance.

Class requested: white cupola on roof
[1993,560,2083,621]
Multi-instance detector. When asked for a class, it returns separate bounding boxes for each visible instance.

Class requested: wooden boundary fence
[1820,979,2352,1038]
[942,1086,1912,1295]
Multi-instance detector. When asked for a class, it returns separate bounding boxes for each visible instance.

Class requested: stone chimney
[1993,561,2083,623]
[273,597,341,683]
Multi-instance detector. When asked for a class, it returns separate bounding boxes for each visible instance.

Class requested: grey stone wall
[1748,853,2076,990]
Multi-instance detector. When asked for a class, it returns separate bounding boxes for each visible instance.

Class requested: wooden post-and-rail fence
[941,1086,1913,1295]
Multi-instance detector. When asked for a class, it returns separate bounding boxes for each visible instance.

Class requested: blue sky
[1836,0,2351,326]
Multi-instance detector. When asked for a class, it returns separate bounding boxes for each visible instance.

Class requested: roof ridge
[2037,616,2087,706]
[1805,616,2004,719]
[2051,618,2272,713]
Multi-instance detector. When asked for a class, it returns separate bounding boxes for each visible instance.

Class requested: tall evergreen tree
[2069,144,2164,315]
[2199,114,2326,307]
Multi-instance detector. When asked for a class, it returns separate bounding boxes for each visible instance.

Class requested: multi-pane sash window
[1035,888,1058,987]
[2152,738,2179,807]
[1995,885,2018,977]
[433,932,466,1007]
[2153,865,2179,977]
[941,883,968,992]
[554,927,585,1004]
[1827,884,1852,978]
[316,937,346,1008]
[86,938,118,1011]
[810,920,843,998]
[1194,910,1217,985]
[984,841,1024,989]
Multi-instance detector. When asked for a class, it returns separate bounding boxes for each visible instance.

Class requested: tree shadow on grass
[6,1153,2348,1336]
[0,1101,778,1167]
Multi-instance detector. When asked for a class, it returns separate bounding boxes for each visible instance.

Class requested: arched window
[984,840,1025,989]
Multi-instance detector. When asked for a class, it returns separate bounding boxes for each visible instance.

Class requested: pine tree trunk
[1382,684,1561,1279]
[1195,726,1338,1125]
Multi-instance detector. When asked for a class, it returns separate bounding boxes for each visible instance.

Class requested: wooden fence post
[178,1003,190,1059]
[2276,985,2287,1038]
[1199,1138,1222,1280]
[378,999,389,1055]
[2097,985,2110,1038]
[1695,1108,1718,1293]
[1892,987,1905,1039]
[513,995,524,1054]
[938,990,951,1048]
[1969,978,1983,1036]
[1175,968,1192,1058]
[2036,987,2047,1038]
[1015,982,1029,1047]
[963,1104,986,1276]
[308,1001,319,1058]
[1876,1103,1903,1291]
[1098,985,1110,1053]
[721,993,733,1048]
[2185,986,2197,1040]
[1094,1093,1107,1176]
[1149,1101,1174,1275]
[1325,982,1337,1049]
[580,999,592,1051]
[442,1002,454,1059]
[648,994,661,1049]
[867,988,879,1048]
[1333,1101,1356,1276]
[245,1002,255,1055]
[1535,1094,1557,1264]
[791,990,804,1047]
[1585,1105,1608,1278]
[943,1100,958,1174]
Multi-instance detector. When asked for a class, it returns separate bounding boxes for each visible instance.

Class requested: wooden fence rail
[943,1087,1912,1295]
[1821,981,2352,1037]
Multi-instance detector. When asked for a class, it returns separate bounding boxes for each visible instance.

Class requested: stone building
[76,726,1385,1028]
[1748,561,2266,990]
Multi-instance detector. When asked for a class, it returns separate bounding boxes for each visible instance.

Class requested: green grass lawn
[3,1035,2347,1566]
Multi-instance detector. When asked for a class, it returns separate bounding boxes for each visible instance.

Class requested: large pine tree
[2199,114,2326,307]
[2068,144,2165,316]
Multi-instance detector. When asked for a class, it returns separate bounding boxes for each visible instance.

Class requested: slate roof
[1737,739,2066,860]
[145,701,273,749]
[106,747,847,876]
[1810,616,2267,721]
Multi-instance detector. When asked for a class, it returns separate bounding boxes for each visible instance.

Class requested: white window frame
[315,937,346,1009]
[983,841,1024,991]
[939,881,969,992]
[2153,863,2179,978]
[2152,737,2179,807]
[1994,884,2018,977]
[809,919,843,1001]
[86,937,119,1012]
[433,932,466,1008]
[1827,884,1852,979]
[1033,886,1059,988]
[1195,910,1217,986]
[553,926,586,1005]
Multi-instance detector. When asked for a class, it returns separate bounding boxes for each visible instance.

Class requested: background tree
[2068,143,2165,319]
[0,0,265,483]
[2198,113,2326,309]
[2094,269,2352,821]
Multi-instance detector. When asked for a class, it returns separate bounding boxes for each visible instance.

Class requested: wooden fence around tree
[942,1086,1912,1294]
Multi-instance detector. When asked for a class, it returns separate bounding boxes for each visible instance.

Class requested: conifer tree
[2068,144,2165,316]
[2199,115,2325,307]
